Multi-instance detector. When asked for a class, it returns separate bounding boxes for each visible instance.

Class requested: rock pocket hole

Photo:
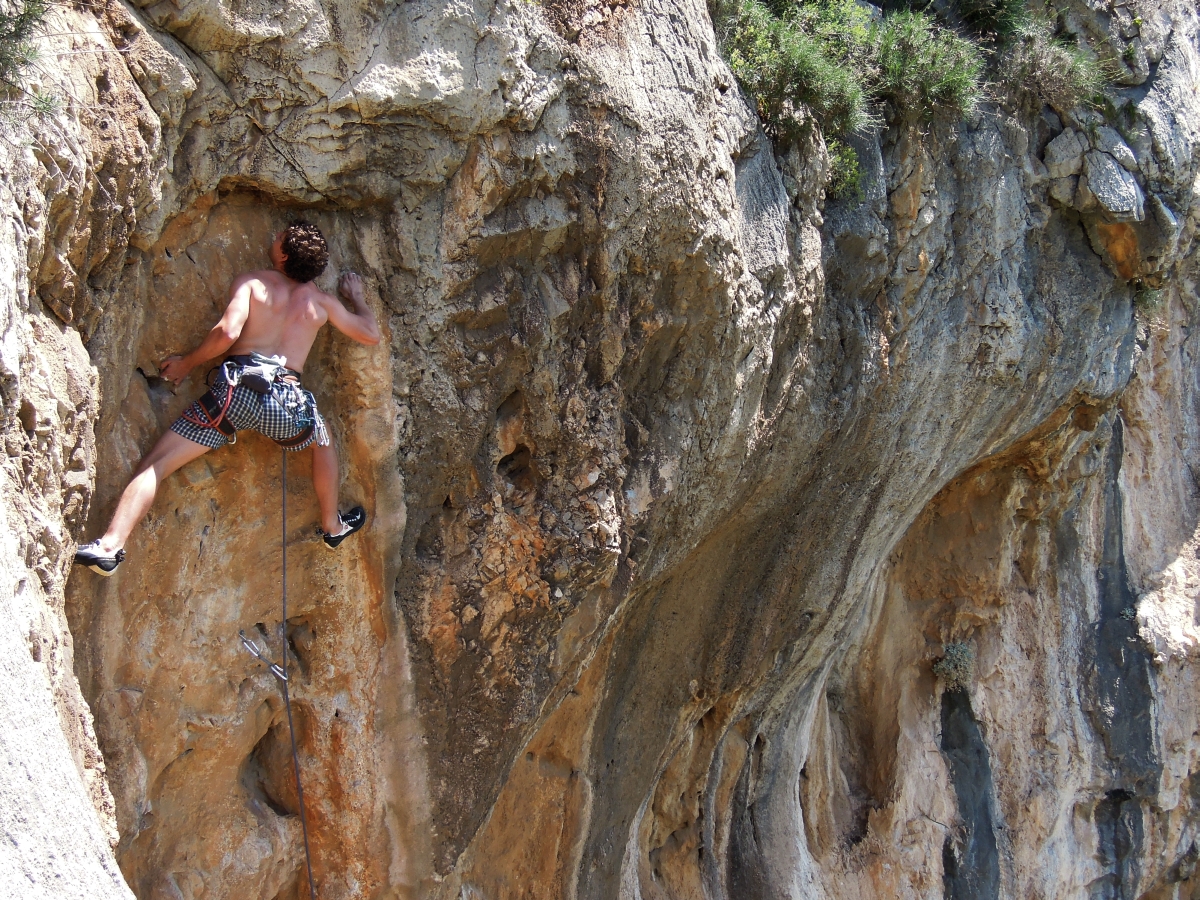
[497,443,539,492]
[241,718,301,818]
[286,617,315,679]
[18,399,36,435]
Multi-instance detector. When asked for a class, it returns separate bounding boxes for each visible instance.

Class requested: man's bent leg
[312,440,341,534]
[96,431,212,553]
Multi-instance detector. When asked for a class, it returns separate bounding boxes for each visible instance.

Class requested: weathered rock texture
[2,0,1200,897]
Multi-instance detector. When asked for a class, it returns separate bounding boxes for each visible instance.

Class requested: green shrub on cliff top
[715,0,874,142]
[876,11,983,118]
[712,0,983,146]
[713,0,1106,152]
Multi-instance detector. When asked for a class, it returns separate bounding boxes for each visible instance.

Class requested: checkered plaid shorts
[171,375,329,452]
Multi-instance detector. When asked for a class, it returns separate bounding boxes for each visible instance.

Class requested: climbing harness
[180,374,236,440]
[270,371,318,450]
[238,449,318,900]
[182,353,318,449]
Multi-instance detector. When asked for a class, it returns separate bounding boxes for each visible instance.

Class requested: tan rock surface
[1,0,1199,898]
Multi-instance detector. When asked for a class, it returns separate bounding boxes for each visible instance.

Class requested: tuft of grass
[826,137,863,201]
[27,87,57,116]
[952,0,1026,38]
[877,11,983,121]
[0,0,48,90]
[715,0,873,143]
[932,641,974,692]
[996,14,1107,111]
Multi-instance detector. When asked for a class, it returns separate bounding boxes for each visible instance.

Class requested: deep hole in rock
[241,718,300,818]
[497,443,539,492]
[286,617,315,678]
[18,399,35,434]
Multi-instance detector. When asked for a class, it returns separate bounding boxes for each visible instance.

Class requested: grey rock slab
[1092,125,1139,171]
[1044,128,1087,179]
[1082,150,1146,220]
[0,565,132,900]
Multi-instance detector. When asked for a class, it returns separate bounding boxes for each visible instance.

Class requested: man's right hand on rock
[159,355,192,385]
[338,271,364,303]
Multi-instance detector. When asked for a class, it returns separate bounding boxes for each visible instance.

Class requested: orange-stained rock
[1094,221,1141,281]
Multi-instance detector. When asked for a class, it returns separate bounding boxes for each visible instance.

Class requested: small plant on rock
[996,12,1107,111]
[1133,280,1163,315]
[933,641,974,692]
[0,0,47,91]
[826,137,863,201]
[0,0,60,126]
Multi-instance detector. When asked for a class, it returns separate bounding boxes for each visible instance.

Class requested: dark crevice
[497,443,538,492]
[241,717,299,819]
[940,689,1000,900]
[1086,417,1160,793]
[727,748,768,899]
[1093,789,1144,900]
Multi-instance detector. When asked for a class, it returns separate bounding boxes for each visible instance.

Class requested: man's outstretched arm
[323,273,381,345]
[160,280,254,383]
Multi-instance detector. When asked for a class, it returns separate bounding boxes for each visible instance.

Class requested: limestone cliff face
[3,0,1200,897]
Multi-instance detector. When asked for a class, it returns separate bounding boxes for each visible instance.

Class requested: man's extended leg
[312,440,341,535]
[311,439,366,548]
[95,430,213,553]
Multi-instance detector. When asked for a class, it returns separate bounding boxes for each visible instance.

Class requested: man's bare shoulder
[232,268,287,288]
[298,280,340,306]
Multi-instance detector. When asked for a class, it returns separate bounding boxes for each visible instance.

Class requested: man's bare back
[160,231,377,383]
[223,271,330,372]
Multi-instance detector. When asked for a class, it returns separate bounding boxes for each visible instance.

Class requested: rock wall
[2,0,1200,897]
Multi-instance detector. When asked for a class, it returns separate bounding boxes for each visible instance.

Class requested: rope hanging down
[239,449,318,900]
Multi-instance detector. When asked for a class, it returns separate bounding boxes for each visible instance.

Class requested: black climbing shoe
[74,541,126,576]
[320,506,366,550]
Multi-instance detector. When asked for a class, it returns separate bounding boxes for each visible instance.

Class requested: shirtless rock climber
[74,220,381,576]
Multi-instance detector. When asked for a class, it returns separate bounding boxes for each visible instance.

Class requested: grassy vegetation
[826,136,863,200]
[716,0,875,142]
[0,0,60,125]
[876,11,983,119]
[0,0,47,90]
[997,13,1107,111]
[933,641,974,692]
[712,0,1110,192]
[946,0,1027,37]
[1132,279,1164,316]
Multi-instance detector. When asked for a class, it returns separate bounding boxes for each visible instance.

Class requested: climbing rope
[239,449,318,900]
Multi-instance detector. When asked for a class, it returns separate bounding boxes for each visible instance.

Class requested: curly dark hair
[280,220,329,283]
